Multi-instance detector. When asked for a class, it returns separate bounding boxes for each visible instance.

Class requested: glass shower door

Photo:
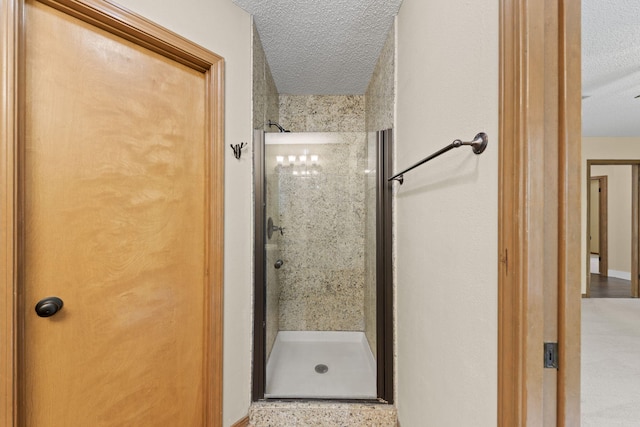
[254,130,393,402]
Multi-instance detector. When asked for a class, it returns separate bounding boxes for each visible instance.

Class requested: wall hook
[231,142,247,160]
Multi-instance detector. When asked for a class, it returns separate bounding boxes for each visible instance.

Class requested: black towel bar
[388,132,488,185]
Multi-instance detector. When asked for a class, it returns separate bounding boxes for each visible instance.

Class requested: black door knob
[35,297,64,317]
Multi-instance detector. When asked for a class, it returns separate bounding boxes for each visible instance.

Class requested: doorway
[1,0,224,425]
[586,161,640,299]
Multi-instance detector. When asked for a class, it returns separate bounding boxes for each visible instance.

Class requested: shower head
[268,120,290,133]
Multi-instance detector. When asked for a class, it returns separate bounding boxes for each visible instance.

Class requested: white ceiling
[232,0,402,95]
[234,0,639,135]
[583,0,640,137]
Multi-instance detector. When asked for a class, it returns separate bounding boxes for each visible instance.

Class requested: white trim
[608,269,631,281]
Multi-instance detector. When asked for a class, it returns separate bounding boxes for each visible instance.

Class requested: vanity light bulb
[299,155,307,163]
[276,156,284,164]
[310,155,319,163]
[288,155,297,163]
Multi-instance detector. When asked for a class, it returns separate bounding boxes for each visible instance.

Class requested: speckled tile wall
[363,24,396,356]
[365,24,395,132]
[253,22,280,131]
[363,133,378,356]
[267,132,367,331]
[254,23,282,358]
[279,95,365,133]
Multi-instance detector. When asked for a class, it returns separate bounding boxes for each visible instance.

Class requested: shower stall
[253,129,393,402]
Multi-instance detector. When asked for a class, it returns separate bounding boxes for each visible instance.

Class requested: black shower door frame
[252,129,394,404]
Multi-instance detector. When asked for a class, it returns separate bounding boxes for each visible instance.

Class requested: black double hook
[231,142,246,160]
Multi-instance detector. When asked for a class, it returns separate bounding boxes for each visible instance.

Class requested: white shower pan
[265,331,377,399]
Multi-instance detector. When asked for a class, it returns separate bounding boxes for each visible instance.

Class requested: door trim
[498,0,581,425]
[1,1,225,425]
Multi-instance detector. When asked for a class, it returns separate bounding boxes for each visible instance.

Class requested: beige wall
[581,137,640,292]
[396,0,498,424]
[112,1,252,425]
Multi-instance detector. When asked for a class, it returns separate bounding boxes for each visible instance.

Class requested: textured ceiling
[583,0,640,136]
[233,0,402,95]
[234,1,636,134]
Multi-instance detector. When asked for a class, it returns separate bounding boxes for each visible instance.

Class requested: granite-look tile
[266,132,369,332]
[335,95,365,116]
[280,95,365,133]
[278,263,364,331]
[279,95,308,131]
[339,114,366,132]
[255,22,282,352]
[253,23,279,130]
[265,243,280,358]
[365,24,395,133]
[305,114,336,132]
[249,402,397,427]
[363,132,377,356]
[362,25,395,357]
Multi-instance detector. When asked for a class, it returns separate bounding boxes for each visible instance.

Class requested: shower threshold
[265,331,377,399]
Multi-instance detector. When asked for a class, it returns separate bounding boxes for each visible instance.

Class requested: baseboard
[231,415,250,427]
[608,269,631,281]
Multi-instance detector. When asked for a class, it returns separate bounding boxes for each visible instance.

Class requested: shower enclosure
[253,129,393,402]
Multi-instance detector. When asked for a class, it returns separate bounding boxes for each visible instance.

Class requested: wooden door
[1,0,224,425]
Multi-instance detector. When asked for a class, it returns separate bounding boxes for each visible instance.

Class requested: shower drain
[314,364,329,374]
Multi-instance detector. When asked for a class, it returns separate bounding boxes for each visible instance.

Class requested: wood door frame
[588,175,608,280]
[0,1,225,425]
[586,161,640,299]
[498,0,581,425]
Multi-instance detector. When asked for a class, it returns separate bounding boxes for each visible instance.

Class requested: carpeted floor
[582,299,640,426]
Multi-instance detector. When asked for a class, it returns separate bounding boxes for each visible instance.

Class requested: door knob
[35,297,64,318]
